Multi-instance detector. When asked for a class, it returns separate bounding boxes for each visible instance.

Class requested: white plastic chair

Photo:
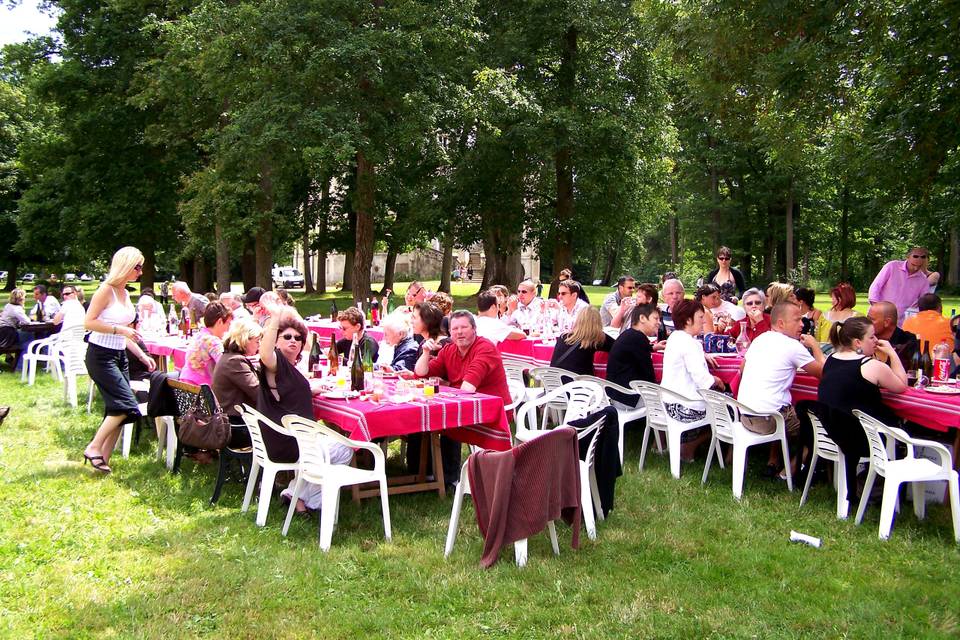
[800,409,863,520]
[237,404,301,527]
[445,440,570,568]
[280,415,391,551]
[853,410,959,542]
[529,366,576,427]
[21,332,63,385]
[630,381,711,479]
[515,381,607,539]
[59,328,89,408]
[110,379,151,459]
[576,374,647,465]
[699,389,793,500]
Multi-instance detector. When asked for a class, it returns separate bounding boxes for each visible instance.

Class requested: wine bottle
[920,339,933,381]
[910,340,923,386]
[350,338,365,392]
[362,338,373,373]
[307,332,321,375]
[167,305,179,336]
[328,335,339,377]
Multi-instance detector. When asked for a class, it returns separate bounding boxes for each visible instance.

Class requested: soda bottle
[371,297,380,326]
[931,338,952,386]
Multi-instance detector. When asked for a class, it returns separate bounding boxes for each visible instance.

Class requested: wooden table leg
[431,433,446,498]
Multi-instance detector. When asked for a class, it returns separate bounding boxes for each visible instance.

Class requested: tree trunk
[381,248,397,294]
[785,181,794,276]
[352,150,376,303]
[550,25,577,299]
[710,159,720,251]
[179,259,192,288]
[602,236,622,285]
[669,214,679,267]
[140,245,156,290]
[764,207,776,281]
[840,184,849,282]
[192,255,209,293]
[254,162,274,289]
[302,224,314,294]
[948,225,959,287]
[316,249,327,294]
[241,244,256,291]
[215,222,231,294]
[4,265,17,291]
[341,251,354,291]
[439,235,454,293]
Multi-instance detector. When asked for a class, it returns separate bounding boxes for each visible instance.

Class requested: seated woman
[728,288,771,343]
[178,302,233,387]
[378,315,419,372]
[660,299,725,461]
[694,283,745,334]
[412,302,448,354]
[212,318,263,449]
[488,284,511,317]
[605,304,660,406]
[765,281,797,312]
[0,288,32,367]
[430,291,454,336]
[821,282,860,342]
[705,246,746,302]
[795,287,829,340]
[817,317,906,505]
[549,306,614,377]
[257,297,352,515]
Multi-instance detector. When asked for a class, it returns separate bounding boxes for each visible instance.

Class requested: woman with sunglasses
[705,246,746,303]
[82,246,148,474]
[258,296,352,515]
[728,288,772,343]
[52,286,86,330]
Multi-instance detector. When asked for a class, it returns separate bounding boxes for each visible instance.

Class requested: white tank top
[89,287,136,350]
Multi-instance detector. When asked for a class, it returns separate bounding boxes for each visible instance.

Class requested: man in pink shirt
[868,247,939,324]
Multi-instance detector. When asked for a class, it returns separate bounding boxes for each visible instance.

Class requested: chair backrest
[576,374,640,407]
[853,410,889,475]
[530,366,575,394]
[59,326,88,376]
[575,413,606,469]
[629,381,667,428]
[237,403,295,465]
[505,378,526,412]
[515,380,605,434]
[698,389,737,440]
[282,416,333,469]
[806,407,841,460]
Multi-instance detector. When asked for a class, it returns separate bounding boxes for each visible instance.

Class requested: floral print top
[178,327,223,387]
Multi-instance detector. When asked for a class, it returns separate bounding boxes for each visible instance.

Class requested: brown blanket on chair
[468,427,581,567]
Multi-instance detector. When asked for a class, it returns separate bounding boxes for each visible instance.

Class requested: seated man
[31,285,60,322]
[172,281,209,320]
[475,290,525,345]
[414,310,512,486]
[336,306,380,363]
[503,279,545,329]
[555,279,590,332]
[601,276,636,328]
[658,278,685,339]
[219,291,251,320]
[903,293,953,353]
[241,287,267,324]
[605,304,661,406]
[867,301,918,369]
[52,286,86,330]
[737,302,825,476]
[379,315,419,372]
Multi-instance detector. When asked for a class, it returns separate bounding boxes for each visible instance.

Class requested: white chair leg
[780,435,793,492]
[911,482,926,520]
[589,467,604,522]
[947,474,960,543]
[580,468,597,540]
[318,485,339,551]
[547,521,559,555]
[701,436,717,484]
[800,451,818,507]
[514,538,528,567]
[878,479,901,539]
[855,469,877,525]
[639,425,652,471]
[165,418,178,470]
[731,447,747,500]
[155,417,167,460]
[653,430,664,453]
[255,468,277,527]
[836,460,849,520]
[281,476,305,536]
[668,429,682,479]
[241,460,261,513]
[617,416,625,466]
[87,380,95,413]
[120,423,132,458]
[444,464,469,557]
[379,476,392,542]
[26,358,36,385]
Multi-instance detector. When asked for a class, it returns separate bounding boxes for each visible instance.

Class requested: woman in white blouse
[660,299,724,461]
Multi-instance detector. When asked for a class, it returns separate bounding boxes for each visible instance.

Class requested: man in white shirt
[555,279,589,332]
[52,286,85,329]
[738,302,824,474]
[475,290,526,345]
[503,279,545,329]
[31,285,61,321]
[219,291,250,320]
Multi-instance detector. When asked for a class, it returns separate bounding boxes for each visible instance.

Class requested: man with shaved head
[867,301,918,369]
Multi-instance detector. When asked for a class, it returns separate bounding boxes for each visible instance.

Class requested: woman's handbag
[178,394,231,450]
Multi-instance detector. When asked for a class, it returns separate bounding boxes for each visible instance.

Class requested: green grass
[1,372,959,638]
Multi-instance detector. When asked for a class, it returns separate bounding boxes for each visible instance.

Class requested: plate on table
[321,389,361,400]
[923,385,960,395]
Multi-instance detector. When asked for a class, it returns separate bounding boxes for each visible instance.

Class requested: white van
[272,267,304,289]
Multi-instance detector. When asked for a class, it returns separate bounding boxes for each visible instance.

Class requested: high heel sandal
[83,453,112,474]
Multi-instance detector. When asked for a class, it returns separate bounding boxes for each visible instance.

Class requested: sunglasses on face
[744,300,763,306]
[279,333,304,342]
[133,264,143,271]
[911,254,928,259]
[408,288,422,297]
[718,256,731,261]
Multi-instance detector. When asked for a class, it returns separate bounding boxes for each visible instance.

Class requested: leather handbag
[178,395,231,450]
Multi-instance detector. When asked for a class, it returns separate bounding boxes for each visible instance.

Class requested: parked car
[0,271,7,282]
[65,273,77,281]
[79,273,94,281]
[272,267,305,289]
[21,273,36,283]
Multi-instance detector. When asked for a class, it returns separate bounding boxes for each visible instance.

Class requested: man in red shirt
[415,310,512,487]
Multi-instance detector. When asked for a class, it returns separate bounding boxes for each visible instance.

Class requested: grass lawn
[1,371,959,638]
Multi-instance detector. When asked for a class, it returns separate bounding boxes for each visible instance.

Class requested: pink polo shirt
[867,260,935,324]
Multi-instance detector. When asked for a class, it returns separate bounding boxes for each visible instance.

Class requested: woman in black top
[258,295,353,514]
[705,246,746,302]
[817,317,907,504]
[605,304,662,406]
[550,306,614,377]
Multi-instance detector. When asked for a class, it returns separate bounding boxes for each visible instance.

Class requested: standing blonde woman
[83,247,153,473]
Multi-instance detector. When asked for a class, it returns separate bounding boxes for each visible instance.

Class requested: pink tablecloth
[312,384,511,451]
[306,319,384,343]
[497,338,608,376]
[143,335,188,370]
